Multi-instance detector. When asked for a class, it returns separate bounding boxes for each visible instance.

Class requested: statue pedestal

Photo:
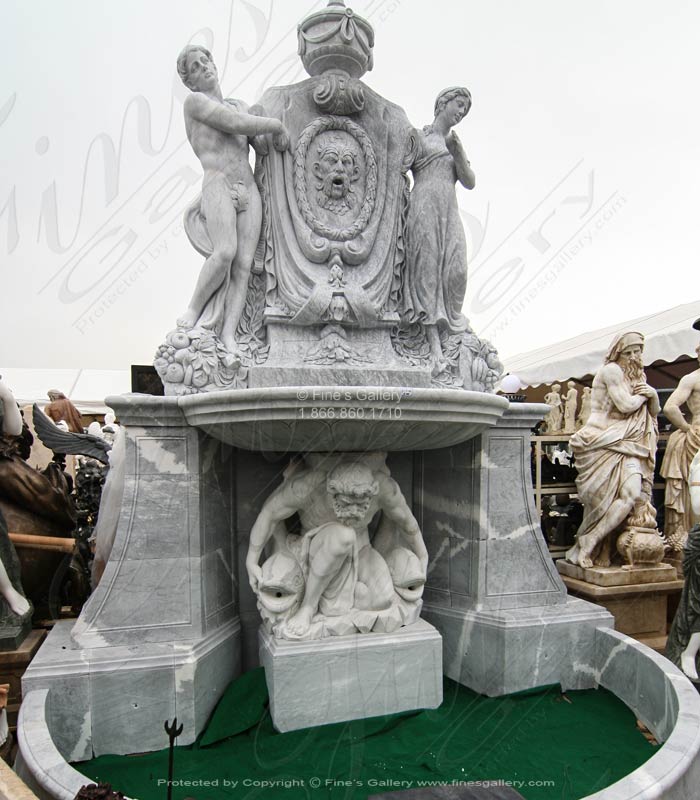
[560,574,685,651]
[664,553,684,579]
[259,619,442,732]
[419,404,615,695]
[21,397,243,759]
[249,321,431,389]
[557,560,677,587]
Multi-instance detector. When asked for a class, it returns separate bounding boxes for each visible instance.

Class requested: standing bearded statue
[660,343,700,551]
[566,332,661,568]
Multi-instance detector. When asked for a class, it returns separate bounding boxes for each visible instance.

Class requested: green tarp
[75,669,655,800]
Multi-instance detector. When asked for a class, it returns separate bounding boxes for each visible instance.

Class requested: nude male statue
[176,45,289,349]
[246,457,428,639]
[566,332,660,568]
[660,343,700,550]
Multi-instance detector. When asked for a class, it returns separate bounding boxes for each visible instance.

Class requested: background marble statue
[666,450,700,680]
[566,332,661,568]
[563,381,578,434]
[660,342,700,552]
[45,390,83,434]
[401,87,476,375]
[543,383,563,433]
[246,453,428,640]
[576,386,592,429]
[0,390,75,535]
[0,380,32,620]
[175,45,288,350]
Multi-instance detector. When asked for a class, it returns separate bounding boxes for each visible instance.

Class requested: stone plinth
[259,620,442,732]
[424,598,612,696]
[561,574,684,651]
[557,560,677,587]
[249,322,431,389]
[22,618,239,759]
[664,554,684,579]
[420,404,614,694]
[21,395,242,758]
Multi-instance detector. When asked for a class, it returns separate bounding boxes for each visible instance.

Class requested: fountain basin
[173,386,510,451]
[14,626,700,800]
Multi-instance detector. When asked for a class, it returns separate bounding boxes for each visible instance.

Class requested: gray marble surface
[15,689,117,800]
[178,387,508,451]
[22,618,240,758]
[17,405,243,759]
[423,598,612,696]
[17,626,700,800]
[582,627,700,799]
[260,619,442,732]
[72,419,236,648]
[419,405,565,613]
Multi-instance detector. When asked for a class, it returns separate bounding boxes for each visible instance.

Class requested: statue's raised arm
[153,46,290,397]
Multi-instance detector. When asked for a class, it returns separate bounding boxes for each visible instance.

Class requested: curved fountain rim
[16,627,700,800]
[582,627,700,800]
[177,385,511,410]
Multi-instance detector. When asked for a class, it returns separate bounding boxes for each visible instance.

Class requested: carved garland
[294,116,377,242]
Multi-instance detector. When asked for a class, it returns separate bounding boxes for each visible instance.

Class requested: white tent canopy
[504,302,700,389]
[0,368,131,413]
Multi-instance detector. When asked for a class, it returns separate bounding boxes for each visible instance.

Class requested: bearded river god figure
[565,332,664,569]
[154,2,502,395]
[246,453,428,641]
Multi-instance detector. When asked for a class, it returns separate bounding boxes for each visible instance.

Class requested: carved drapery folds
[255,81,414,328]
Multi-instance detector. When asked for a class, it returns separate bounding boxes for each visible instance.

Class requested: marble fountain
[14,3,700,797]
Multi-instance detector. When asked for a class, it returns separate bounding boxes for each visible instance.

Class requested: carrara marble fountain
[16,3,700,798]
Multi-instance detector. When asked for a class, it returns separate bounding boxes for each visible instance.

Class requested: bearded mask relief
[312,132,362,216]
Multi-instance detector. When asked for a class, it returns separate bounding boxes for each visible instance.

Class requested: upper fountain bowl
[177,386,509,452]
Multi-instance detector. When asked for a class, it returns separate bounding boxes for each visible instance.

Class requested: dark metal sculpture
[32,404,112,465]
[164,717,183,800]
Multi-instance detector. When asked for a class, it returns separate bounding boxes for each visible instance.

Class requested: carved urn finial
[297,1,374,79]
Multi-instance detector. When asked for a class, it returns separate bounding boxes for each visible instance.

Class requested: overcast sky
[1,0,698,377]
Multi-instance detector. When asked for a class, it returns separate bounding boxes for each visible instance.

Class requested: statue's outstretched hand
[247,562,263,593]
